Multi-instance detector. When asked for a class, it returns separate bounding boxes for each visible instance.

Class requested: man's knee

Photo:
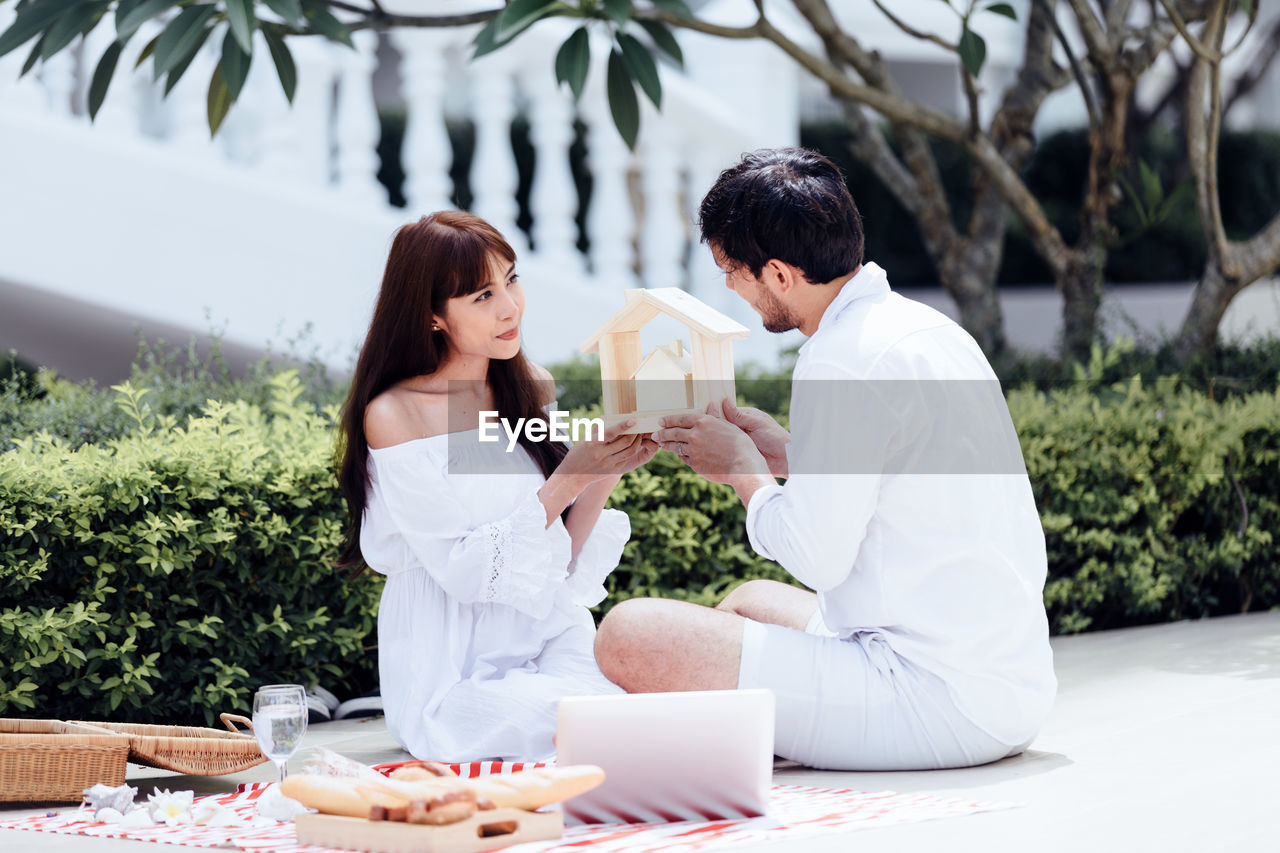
[594,598,654,685]
[716,579,781,617]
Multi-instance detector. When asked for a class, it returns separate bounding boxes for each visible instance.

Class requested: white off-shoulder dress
[360,425,629,762]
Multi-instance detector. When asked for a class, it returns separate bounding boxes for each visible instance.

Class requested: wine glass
[252,684,308,787]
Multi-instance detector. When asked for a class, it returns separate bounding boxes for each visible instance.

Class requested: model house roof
[580,288,750,355]
[631,341,693,379]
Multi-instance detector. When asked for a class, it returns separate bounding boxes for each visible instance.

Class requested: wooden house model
[580,288,750,434]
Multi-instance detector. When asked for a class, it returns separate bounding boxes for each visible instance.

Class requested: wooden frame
[580,289,749,434]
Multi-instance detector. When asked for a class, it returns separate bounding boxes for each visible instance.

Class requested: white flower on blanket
[147,789,195,825]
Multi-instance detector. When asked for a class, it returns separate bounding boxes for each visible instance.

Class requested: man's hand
[713,398,790,478]
[652,407,775,508]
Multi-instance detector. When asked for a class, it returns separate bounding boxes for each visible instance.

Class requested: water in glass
[252,684,307,785]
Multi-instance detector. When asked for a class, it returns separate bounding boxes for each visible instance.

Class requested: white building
[1,1,1276,381]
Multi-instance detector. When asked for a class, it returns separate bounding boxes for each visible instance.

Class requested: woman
[338,211,656,761]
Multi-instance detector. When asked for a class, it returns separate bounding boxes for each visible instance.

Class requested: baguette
[465,765,606,811]
[389,761,457,781]
[281,765,604,817]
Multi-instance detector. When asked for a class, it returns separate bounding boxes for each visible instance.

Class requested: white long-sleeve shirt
[745,262,1056,746]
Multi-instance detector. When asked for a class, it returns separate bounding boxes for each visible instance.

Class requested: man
[593,148,1056,771]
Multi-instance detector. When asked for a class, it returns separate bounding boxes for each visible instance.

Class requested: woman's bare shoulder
[364,381,450,449]
[527,362,556,406]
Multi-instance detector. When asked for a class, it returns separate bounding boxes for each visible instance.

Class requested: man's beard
[757,286,800,334]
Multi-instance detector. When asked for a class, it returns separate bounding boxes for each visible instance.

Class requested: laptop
[555,689,775,825]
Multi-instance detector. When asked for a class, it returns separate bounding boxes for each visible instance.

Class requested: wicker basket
[70,715,267,776]
[0,718,130,802]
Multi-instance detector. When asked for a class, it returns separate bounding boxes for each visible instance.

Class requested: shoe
[334,689,383,721]
[309,685,341,714]
[305,693,332,724]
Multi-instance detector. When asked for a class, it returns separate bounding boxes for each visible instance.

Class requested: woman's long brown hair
[336,211,567,568]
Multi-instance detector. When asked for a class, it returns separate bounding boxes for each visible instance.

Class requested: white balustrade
[80,20,142,136]
[0,6,45,113]
[38,47,76,117]
[469,56,526,254]
[639,111,686,290]
[255,35,335,185]
[393,27,454,216]
[217,41,263,166]
[168,38,220,155]
[686,147,733,311]
[583,85,638,292]
[1,12,775,366]
[334,31,386,205]
[526,64,583,275]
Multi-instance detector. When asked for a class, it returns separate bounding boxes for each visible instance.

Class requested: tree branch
[869,0,956,51]
[1157,0,1219,60]
[1105,0,1136,33]
[1184,0,1232,270]
[271,8,501,34]
[1223,16,1280,115]
[638,9,763,40]
[789,0,962,257]
[1042,0,1103,131]
[1065,0,1114,62]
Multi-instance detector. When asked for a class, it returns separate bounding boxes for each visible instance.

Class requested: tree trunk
[1173,264,1234,360]
[1060,251,1104,361]
[948,263,1007,354]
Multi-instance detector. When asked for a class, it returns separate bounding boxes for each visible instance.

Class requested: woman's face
[434,253,524,362]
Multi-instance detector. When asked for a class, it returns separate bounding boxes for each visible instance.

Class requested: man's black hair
[698,147,864,284]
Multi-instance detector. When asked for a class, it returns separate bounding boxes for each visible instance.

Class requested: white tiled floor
[3,611,1277,852]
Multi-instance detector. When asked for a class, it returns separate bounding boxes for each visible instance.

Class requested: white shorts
[739,616,1023,771]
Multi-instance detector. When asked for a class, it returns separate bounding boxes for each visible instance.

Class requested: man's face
[712,246,801,334]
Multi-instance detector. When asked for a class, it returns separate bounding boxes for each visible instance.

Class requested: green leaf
[649,0,693,17]
[207,61,232,136]
[153,4,215,78]
[134,31,159,68]
[471,14,504,58]
[554,26,590,101]
[225,0,255,54]
[264,0,304,27]
[957,26,986,78]
[87,39,122,120]
[39,0,103,60]
[617,32,660,108]
[1155,179,1194,222]
[1238,0,1255,15]
[302,3,354,48]
[162,24,212,94]
[0,0,83,59]
[262,26,296,103]
[494,0,557,44]
[606,47,639,150]
[637,19,682,67]
[1117,176,1150,228]
[602,0,630,27]
[19,31,44,76]
[1139,160,1162,213]
[985,2,1017,20]
[117,0,176,43]
[220,27,251,100]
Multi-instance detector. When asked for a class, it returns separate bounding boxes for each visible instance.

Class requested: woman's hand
[538,419,658,525]
[558,418,660,482]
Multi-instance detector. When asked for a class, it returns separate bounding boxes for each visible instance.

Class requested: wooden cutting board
[295,807,564,853]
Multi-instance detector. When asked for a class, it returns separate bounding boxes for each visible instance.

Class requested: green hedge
[1011,377,1279,633]
[2,357,1278,722]
[0,372,378,725]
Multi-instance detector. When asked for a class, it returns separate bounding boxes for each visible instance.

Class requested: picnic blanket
[0,761,1018,852]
